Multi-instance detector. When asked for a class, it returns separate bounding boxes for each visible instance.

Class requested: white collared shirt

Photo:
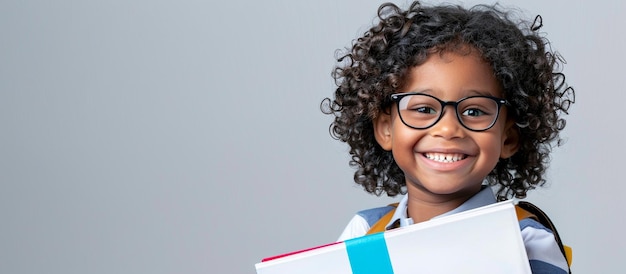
[382,185,497,231]
[336,186,569,273]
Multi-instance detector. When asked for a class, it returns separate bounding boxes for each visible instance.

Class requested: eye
[399,94,440,116]
[461,108,487,117]
[410,106,437,114]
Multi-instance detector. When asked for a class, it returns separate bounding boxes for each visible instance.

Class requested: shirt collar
[385,185,497,230]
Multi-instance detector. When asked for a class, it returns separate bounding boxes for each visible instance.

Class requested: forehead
[402,50,503,99]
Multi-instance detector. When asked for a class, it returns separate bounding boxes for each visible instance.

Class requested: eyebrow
[406,88,501,98]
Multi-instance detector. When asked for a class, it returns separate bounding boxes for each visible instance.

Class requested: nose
[430,106,464,139]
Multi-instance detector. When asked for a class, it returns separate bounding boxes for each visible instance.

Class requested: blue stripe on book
[345,232,394,274]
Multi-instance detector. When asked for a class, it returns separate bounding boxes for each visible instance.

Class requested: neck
[405,184,481,223]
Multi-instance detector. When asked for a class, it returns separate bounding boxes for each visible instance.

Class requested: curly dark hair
[321,1,575,200]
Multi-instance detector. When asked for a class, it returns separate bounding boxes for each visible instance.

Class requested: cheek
[479,131,506,161]
[390,117,421,145]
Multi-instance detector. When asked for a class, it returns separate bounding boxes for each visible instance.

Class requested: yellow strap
[365,203,398,235]
[564,245,573,267]
[515,205,536,221]
[367,204,572,267]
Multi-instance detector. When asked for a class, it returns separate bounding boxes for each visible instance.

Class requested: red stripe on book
[261,242,343,262]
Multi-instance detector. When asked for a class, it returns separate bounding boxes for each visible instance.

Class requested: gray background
[1,0,621,273]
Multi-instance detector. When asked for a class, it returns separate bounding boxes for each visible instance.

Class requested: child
[322,1,574,273]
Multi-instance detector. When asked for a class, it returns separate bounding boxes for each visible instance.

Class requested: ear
[500,119,520,159]
[373,112,393,151]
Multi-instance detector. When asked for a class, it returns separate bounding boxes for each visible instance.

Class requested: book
[255,200,531,274]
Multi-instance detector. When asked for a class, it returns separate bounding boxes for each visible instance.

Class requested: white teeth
[424,153,466,163]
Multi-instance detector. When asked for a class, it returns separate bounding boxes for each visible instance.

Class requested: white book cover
[255,200,531,274]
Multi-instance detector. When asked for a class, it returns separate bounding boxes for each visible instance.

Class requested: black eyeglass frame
[390,92,508,132]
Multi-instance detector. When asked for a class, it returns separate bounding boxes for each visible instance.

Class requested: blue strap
[344,232,394,274]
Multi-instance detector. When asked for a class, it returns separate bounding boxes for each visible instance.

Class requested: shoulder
[356,205,397,227]
[336,205,396,242]
[518,218,569,273]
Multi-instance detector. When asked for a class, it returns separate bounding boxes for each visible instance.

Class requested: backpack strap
[516,201,573,271]
[366,202,572,271]
[365,203,398,235]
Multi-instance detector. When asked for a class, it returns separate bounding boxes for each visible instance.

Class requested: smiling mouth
[423,153,468,163]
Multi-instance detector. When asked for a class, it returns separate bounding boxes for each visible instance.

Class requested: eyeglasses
[390,92,507,132]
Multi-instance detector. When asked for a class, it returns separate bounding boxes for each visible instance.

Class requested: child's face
[374,50,519,201]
